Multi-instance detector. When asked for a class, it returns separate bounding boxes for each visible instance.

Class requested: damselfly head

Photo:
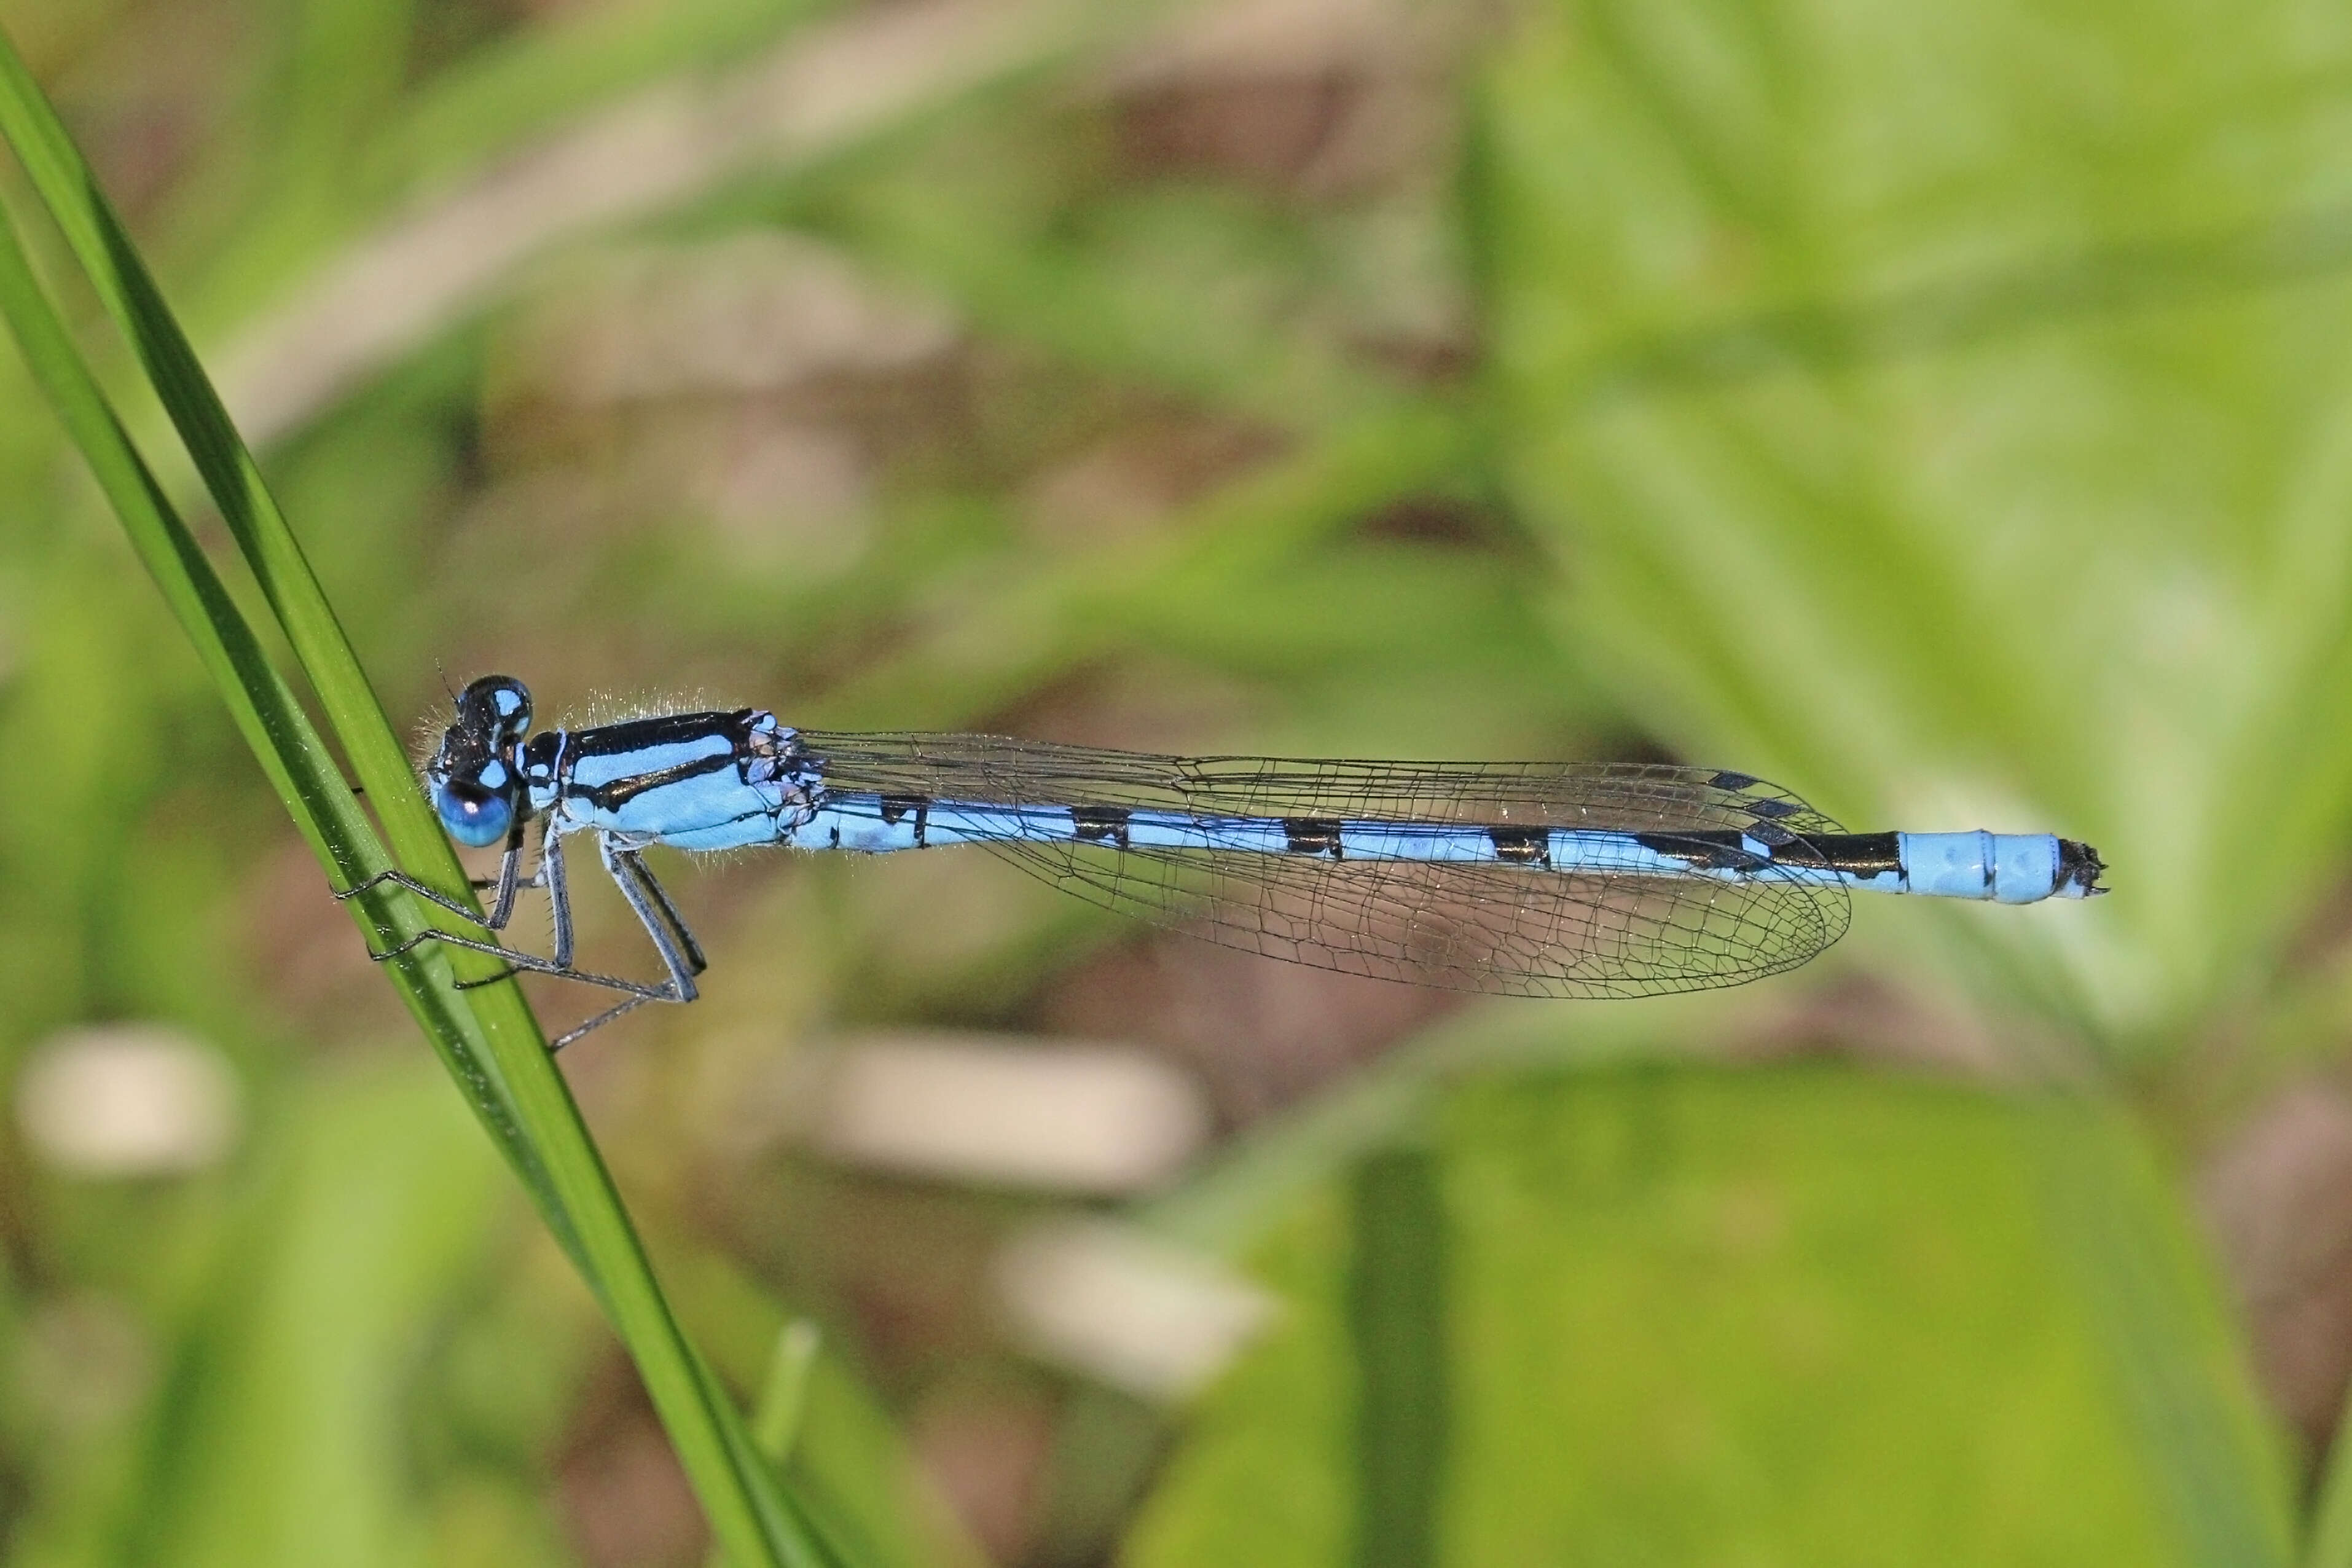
[454,675,532,746]
[426,675,535,848]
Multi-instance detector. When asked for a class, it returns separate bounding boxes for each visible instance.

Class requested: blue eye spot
[435,781,513,847]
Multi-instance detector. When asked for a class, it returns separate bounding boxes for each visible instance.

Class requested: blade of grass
[0,29,452,901]
[2310,1427,2352,1568]
[0,203,827,1568]
[0,30,850,1568]
[0,210,478,1121]
[753,1321,826,1463]
[704,1324,830,1568]
[0,185,582,1288]
[1346,1144,1449,1568]
[2029,1095,2295,1568]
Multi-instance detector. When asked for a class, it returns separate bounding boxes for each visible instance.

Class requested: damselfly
[347,676,2106,1049]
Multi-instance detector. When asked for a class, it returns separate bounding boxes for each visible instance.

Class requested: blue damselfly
[348,676,2104,1048]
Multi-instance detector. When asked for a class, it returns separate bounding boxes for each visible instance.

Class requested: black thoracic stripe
[880,794,930,847]
[568,709,767,810]
[1634,828,1902,876]
[570,709,754,757]
[1283,817,1344,858]
[1488,826,1551,866]
[581,750,737,811]
[1072,805,1131,847]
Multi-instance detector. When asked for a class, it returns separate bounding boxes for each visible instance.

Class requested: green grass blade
[0,213,421,1025]
[754,1321,825,1463]
[0,29,853,1568]
[0,191,573,1255]
[0,30,450,902]
[1346,1145,1449,1568]
[2029,1096,2295,1567]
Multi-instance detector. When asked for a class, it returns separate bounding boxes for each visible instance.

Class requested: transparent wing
[793,732,1855,996]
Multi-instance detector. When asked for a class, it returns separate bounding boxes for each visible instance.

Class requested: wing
[792,732,1855,997]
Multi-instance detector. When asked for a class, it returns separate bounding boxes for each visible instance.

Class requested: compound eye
[434,775,514,848]
[457,675,533,745]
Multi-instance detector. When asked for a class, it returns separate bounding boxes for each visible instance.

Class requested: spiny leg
[369,923,677,1001]
[545,838,706,1051]
[369,823,676,1008]
[617,844,708,977]
[453,815,573,990]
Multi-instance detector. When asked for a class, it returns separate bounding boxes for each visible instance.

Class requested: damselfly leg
[339,815,707,1049]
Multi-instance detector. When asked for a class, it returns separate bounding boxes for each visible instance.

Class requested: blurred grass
[1131,1065,2285,1567]
[2,0,2351,1564]
[113,1059,513,1568]
[1473,0,2352,1032]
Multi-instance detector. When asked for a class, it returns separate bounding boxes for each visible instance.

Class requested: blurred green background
[1,0,2348,1562]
